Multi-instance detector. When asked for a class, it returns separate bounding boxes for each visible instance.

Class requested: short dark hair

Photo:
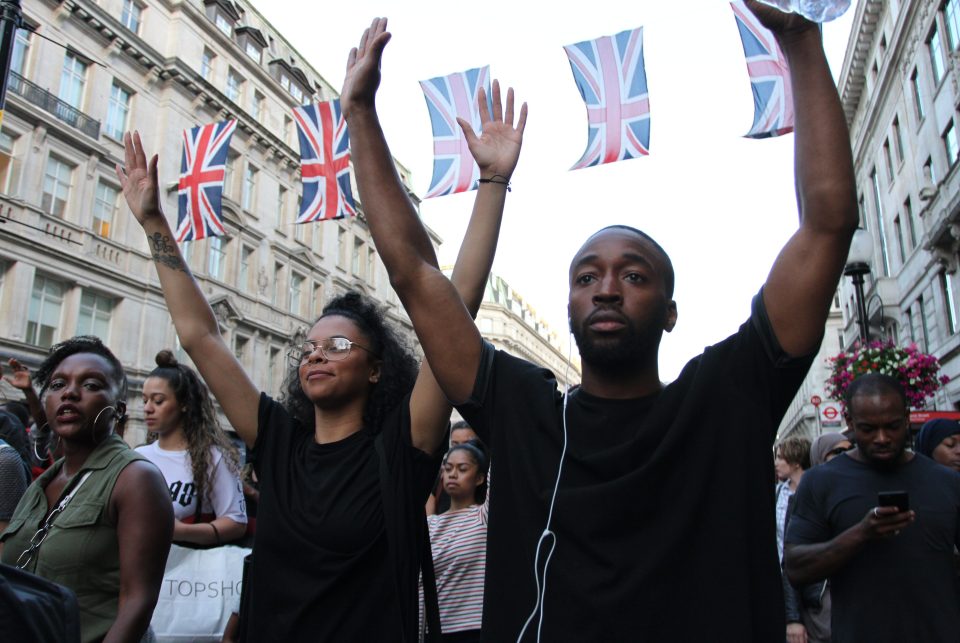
[451,420,473,432]
[582,225,675,297]
[845,373,907,416]
[776,436,811,470]
[34,335,127,400]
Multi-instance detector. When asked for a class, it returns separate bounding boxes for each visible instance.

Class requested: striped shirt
[426,480,490,633]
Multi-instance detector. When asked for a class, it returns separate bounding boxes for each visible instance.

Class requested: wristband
[478,174,511,192]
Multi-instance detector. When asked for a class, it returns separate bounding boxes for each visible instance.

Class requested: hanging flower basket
[826,340,949,410]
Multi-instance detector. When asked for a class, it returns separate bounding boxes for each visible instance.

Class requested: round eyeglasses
[292,337,378,364]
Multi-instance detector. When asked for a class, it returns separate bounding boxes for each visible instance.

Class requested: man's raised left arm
[749,1,859,357]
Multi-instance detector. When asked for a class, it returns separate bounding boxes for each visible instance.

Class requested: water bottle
[754,0,852,22]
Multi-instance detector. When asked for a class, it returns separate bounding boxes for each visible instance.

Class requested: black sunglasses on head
[826,445,854,457]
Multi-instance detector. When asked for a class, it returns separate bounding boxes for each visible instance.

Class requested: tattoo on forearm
[148,232,187,272]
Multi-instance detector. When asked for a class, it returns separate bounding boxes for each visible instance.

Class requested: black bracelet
[209,522,221,546]
[478,174,511,192]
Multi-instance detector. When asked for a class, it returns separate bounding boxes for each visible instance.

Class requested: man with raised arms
[340,3,857,639]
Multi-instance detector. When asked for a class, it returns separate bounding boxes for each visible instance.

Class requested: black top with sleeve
[456,291,813,641]
[245,393,441,642]
[786,453,960,642]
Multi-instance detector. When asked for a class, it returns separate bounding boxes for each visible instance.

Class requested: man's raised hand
[341,17,391,118]
[457,80,528,182]
[115,131,162,225]
[744,0,817,39]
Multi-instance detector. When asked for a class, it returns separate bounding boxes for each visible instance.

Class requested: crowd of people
[2,1,957,641]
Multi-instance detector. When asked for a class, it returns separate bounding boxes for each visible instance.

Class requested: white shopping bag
[151,544,251,642]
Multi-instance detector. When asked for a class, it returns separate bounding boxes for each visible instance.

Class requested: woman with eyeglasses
[115,63,526,640]
[0,336,173,643]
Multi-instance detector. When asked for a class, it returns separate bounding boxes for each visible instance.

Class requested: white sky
[253,0,857,381]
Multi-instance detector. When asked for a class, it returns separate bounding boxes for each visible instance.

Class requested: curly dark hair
[146,350,241,514]
[444,437,489,505]
[280,291,418,433]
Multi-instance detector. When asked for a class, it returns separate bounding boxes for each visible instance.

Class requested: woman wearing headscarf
[916,419,960,473]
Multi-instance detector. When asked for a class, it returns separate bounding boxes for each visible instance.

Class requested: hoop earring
[91,405,118,442]
[32,423,51,461]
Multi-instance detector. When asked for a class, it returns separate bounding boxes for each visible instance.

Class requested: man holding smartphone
[784,373,960,642]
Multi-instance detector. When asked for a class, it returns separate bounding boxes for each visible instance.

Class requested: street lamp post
[0,0,21,129]
[844,228,874,345]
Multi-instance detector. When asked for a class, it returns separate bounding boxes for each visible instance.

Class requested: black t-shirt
[246,393,441,641]
[456,291,811,641]
[787,453,960,642]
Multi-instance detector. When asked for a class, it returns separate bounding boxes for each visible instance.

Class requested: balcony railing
[7,72,101,139]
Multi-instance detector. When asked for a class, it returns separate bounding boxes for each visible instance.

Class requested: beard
[571,314,662,375]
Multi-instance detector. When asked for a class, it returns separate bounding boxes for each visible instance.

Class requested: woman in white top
[428,438,489,641]
[137,350,246,546]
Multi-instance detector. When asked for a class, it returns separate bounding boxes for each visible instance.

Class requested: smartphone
[878,490,910,513]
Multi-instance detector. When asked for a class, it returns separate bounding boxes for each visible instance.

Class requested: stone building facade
[0,0,429,445]
[780,0,960,440]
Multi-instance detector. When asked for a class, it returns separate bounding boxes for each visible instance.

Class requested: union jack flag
[731,0,794,139]
[564,27,650,171]
[293,99,357,223]
[419,66,491,199]
[176,119,236,242]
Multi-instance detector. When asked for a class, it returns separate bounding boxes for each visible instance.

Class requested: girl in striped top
[428,439,490,641]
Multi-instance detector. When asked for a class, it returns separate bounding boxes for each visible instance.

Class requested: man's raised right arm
[341,18,482,404]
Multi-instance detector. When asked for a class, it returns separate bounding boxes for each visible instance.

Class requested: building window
[224,151,238,199]
[946,0,960,50]
[289,83,304,104]
[929,26,946,85]
[120,0,143,33]
[904,197,918,248]
[226,69,243,103]
[944,120,959,168]
[883,140,894,182]
[201,48,215,80]
[105,82,132,140]
[870,169,890,276]
[352,238,363,275]
[242,164,257,211]
[10,27,30,77]
[289,272,304,315]
[0,130,22,195]
[892,117,904,163]
[245,41,262,63]
[214,12,233,37]
[42,156,73,217]
[277,185,288,229]
[59,52,88,109]
[268,346,281,394]
[919,295,931,351]
[92,181,118,237]
[337,228,347,268]
[894,216,906,264]
[26,275,65,348]
[906,306,917,344]
[911,69,925,122]
[76,290,113,339]
[272,262,284,306]
[367,249,377,287]
[942,271,958,335]
[251,91,264,121]
[181,240,193,266]
[234,335,249,366]
[313,282,324,317]
[207,236,228,280]
[239,245,254,292]
[293,219,307,244]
